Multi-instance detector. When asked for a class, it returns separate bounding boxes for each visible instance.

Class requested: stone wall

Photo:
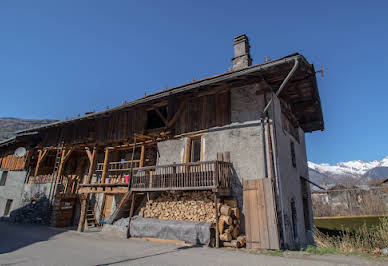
[0,170,28,216]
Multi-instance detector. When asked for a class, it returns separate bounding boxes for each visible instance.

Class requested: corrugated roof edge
[16,53,308,134]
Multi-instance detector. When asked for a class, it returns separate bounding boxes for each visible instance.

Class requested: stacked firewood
[217,200,246,248]
[138,191,216,222]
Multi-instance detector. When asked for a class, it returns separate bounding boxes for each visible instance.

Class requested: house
[0,34,324,250]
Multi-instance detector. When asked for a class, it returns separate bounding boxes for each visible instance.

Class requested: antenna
[316,65,324,77]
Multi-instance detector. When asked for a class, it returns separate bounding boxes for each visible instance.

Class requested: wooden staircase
[85,202,98,229]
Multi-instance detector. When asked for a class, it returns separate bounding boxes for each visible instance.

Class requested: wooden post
[56,149,67,182]
[86,147,97,184]
[34,149,46,176]
[214,193,220,248]
[77,194,88,232]
[139,145,145,168]
[127,192,135,238]
[101,147,110,184]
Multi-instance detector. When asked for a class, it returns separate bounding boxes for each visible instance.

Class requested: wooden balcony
[131,160,231,193]
[78,160,232,194]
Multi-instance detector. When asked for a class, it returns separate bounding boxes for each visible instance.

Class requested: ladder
[85,202,98,229]
[49,146,63,203]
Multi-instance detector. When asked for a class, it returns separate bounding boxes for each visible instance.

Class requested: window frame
[0,171,8,186]
[184,136,203,163]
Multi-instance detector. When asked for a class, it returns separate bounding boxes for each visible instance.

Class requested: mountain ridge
[308,156,388,187]
[0,117,57,142]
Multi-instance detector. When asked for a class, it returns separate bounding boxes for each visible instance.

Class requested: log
[224,225,234,234]
[224,199,237,208]
[233,219,240,226]
[223,240,241,248]
[237,235,246,247]
[232,225,240,239]
[219,215,232,225]
[231,207,240,220]
[218,220,224,234]
[220,205,231,216]
[219,232,232,242]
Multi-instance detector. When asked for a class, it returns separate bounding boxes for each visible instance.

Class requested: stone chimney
[232,34,252,70]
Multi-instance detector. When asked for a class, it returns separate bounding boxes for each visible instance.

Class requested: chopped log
[218,220,224,234]
[220,205,231,216]
[224,225,234,234]
[224,199,237,208]
[237,235,246,247]
[219,215,232,225]
[219,232,232,242]
[231,207,240,220]
[233,219,240,226]
[232,225,240,239]
[223,240,241,248]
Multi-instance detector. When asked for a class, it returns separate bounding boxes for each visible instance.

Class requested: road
[0,222,383,266]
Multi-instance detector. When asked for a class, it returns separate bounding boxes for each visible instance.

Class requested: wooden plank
[256,179,270,248]
[263,178,280,249]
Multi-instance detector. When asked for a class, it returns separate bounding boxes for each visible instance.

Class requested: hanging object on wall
[14,147,27,158]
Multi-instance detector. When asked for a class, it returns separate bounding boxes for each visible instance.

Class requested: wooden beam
[56,149,67,182]
[139,145,145,168]
[127,192,135,238]
[154,107,167,126]
[167,101,185,128]
[101,147,110,184]
[77,194,88,232]
[86,147,97,184]
[214,193,220,248]
[34,149,43,177]
[85,147,93,165]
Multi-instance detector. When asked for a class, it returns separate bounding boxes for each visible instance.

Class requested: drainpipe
[261,58,299,248]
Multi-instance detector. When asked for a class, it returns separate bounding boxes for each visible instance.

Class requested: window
[191,138,201,162]
[184,137,202,163]
[290,142,296,168]
[290,199,298,241]
[301,178,311,230]
[0,171,8,186]
[146,106,168,130]
[4,199,13,216]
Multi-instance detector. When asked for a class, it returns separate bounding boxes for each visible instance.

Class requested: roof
[16,53,324,134]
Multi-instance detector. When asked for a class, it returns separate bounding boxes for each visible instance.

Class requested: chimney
[232,34,252,70]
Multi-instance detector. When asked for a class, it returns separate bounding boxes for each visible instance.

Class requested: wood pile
[217,199,245,248]
[138,191,217,222]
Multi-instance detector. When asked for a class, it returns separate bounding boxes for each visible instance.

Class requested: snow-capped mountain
[308,156,388,186]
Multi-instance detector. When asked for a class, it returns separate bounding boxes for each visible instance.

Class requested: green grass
[314,215,386,231]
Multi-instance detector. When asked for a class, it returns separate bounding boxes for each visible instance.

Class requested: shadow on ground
[97,246,199,265]
[0,221,68,254]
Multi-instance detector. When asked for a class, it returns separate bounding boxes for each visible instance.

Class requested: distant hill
[0,117,58,142]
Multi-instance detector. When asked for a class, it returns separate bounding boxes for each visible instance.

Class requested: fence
[312,187,388,217]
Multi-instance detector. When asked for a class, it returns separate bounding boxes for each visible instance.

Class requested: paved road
[0,222,383,266]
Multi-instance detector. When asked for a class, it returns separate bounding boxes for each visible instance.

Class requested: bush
[314,217,388,255]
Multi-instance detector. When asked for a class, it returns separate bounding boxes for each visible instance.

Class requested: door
[243,178,280,249]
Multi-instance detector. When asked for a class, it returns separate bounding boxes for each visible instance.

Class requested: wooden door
[243,178,280,250]
[103,194,114,218]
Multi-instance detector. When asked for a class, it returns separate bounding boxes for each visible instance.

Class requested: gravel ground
[0,222,385,266]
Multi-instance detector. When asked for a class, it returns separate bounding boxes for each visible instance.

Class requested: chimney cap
[234,34,249,44]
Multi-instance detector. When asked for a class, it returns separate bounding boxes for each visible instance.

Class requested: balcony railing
[96,160,141,172]
[131,160,231,192]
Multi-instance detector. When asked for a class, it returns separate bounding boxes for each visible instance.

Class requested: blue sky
[0,1,387,164]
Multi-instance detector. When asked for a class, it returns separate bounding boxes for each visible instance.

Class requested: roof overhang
[16,53,324,134]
